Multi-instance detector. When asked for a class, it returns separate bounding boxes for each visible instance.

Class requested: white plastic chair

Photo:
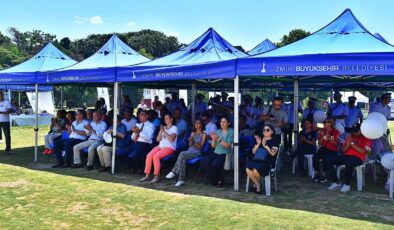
[245,150,280,196]
[291,153,315,178]
[336,164,365,191]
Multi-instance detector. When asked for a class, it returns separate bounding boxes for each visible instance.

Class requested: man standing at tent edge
[0,91,12,154]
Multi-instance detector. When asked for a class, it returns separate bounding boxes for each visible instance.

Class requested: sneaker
[166,172,176,179]
[43,148,49,155]
[319,176,327,183]
[139,176,150,182]
[150,176,160,183]
[328,182,341,191]
[340,184,351,193]
[312,175,320,182]
[175,181,185,187]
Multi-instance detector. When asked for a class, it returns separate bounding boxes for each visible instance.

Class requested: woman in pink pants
[140,114,178,183]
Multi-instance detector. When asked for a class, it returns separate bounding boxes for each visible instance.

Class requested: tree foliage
[275,29,311,48]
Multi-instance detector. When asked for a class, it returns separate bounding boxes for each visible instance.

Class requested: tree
[275,29,311,48]
[7,27,57,57]
[124,30,180,58]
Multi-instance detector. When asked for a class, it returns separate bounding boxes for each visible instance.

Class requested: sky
[1,0,394,51]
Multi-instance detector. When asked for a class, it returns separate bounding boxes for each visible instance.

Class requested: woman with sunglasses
[313,118,339,183]
[246,124,279,194]
[203,116,234,187]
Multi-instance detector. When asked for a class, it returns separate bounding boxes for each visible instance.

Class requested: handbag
[253,147,269,161]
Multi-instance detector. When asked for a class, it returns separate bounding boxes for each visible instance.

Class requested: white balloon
[367,112,388,131]
[335,121,345,134]
[313,110,327,123]
[381,153,394,170]
[361,119,385,139]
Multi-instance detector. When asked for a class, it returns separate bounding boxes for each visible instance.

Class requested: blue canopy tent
[125,28,248,191]
[41,34,150,84]
[0,42,76,162]
[237,9,394,82]
[235,10,394,194]
[40,34,151,173]
[248,39,276,55]
[0,43,76,85]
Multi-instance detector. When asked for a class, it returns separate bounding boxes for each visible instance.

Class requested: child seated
[43,110,67,155]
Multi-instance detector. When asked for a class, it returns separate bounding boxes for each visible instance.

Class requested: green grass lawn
[0,125,393,229]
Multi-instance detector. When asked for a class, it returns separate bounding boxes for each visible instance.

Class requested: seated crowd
[43,91,392,193]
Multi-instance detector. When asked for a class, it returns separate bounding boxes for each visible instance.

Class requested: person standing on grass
[72,110,107,170]
[166,119,207,187]
[327,124,371,193]
[262,97,288,144]
[202,116,233,187]
[0,91,13,154]
[140,113,178,183]
[246,124,279,194]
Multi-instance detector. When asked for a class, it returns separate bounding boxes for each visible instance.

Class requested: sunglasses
[263,128,272,132]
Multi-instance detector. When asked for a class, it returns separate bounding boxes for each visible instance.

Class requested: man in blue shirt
[327,91,349,131]
[345,96,363,133]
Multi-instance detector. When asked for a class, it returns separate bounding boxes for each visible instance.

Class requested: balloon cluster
[360,112,387,140]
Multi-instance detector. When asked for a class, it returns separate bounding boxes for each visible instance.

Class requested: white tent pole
[233,76,240,191]
[293,79,299,150]
[111,82,119,174]
[191,82,196,124]
[330,87,334,104]
[60,86,63,109]
[34,84,39,162]
[18,92,21,108]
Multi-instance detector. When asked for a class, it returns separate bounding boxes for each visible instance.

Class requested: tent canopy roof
[137,27,247,67]
[60,34,150,70]
[253,9,394,57]
[248,39,276,55]
[0,43,76,73]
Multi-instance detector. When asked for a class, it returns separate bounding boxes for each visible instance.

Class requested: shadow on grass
[1,145,394,225]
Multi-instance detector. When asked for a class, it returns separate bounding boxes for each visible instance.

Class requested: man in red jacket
[326,124,371,193]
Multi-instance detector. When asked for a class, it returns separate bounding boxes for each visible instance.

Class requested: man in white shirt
[72,110,107,170]
[126,110,155,172]
[121,109,137,134]
[0,92,13,153]
[201,111,217,144]
[61,109,89,168]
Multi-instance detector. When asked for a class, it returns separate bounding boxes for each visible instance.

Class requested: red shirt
[319,128,340,152]
[343,135,372,161]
